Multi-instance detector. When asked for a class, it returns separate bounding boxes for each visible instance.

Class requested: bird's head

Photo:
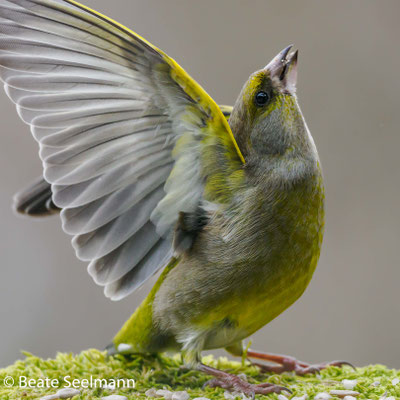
[230,45,315,165]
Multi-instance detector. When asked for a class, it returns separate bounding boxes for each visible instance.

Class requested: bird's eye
[254,91,270,107]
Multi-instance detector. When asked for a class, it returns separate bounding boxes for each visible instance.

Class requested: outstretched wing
[0,0,244,300]
[12,106,235,218]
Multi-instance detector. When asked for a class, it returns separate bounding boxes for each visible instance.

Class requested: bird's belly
[236,255,318,337]
[198,194,324,348]
[199,250,320,350]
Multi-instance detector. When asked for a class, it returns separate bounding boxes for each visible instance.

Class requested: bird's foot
[205,377,288,397]
[199,363,290,398]
[247,350,354,376]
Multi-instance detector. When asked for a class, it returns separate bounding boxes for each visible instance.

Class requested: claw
[202,379,213,390]
[328,360,356,370]
[274,386,292,394]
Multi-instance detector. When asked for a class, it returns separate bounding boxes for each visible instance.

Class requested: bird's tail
[13,176,60,217]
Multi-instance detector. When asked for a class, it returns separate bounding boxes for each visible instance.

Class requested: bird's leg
[198,363,290,398]
[246,349,354,376]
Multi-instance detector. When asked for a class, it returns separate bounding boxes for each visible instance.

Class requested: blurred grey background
[1,0,399,368]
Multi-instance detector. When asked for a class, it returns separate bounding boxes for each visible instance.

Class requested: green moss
[1,349,399,400]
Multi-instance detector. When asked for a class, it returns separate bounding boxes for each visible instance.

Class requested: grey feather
[72,185,165,260]
[13,176,59,216]
[103,239,173,301]
[88,221,161,286]
[61,165,172,235]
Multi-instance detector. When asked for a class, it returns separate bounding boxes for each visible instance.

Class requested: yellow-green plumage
[113,61,325,364]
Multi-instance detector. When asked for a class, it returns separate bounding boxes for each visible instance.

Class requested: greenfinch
[0,0,350,396]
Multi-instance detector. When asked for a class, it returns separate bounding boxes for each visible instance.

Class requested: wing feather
[62,164,171,235]
[72,185,165,260]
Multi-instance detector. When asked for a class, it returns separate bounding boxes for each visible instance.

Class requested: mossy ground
[1,349,399,400]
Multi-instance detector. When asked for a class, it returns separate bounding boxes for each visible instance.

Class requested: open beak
[264,45,298,94]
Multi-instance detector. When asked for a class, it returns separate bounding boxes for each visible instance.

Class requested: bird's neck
[244,150,322,193]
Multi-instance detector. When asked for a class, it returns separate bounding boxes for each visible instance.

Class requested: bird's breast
[152,170,325,351]
[195,170,325,338]
[227,172,325,335]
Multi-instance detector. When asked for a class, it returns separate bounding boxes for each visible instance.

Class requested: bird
[0,0,350,396]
